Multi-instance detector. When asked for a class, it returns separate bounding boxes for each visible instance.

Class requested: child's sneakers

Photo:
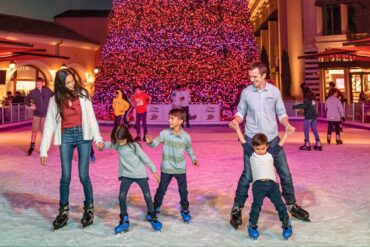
[247,224,259,239]
[282,218,293,240]
[114,214,130,234]
[180,206,191,223]
[146,212,162,231]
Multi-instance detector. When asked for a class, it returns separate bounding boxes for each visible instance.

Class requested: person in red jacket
[131,86,152,141]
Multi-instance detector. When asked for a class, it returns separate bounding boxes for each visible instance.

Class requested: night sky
[0,0,112,21]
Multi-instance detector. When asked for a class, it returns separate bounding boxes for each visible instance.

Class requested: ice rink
[0,122,369,246]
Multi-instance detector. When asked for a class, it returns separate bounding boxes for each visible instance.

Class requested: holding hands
[285,123,295,135]
[153,172,160,183]
[145,135,153,144]
[96,142,104,151]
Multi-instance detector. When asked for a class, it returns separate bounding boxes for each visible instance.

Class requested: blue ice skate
[247,225,259,240]
[114,215,129,234]
[282,226,293,239]
[146,213,162,231]
[282,218,293,239]
[180,209,191,223]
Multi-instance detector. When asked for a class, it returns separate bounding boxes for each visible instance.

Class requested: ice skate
[230,205,242,229]
[81,202,94,228]
[53,204,69,230]
[282,218,293,239]
[289,204,310,222]
[247,224,259,240]
[146,212,162,231]
[114,214,129,234]
[180,206,191,223]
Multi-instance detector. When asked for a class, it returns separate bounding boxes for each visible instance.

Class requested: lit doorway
[349,69,370,103]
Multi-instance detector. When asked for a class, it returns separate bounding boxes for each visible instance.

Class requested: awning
[0,37,70,61]
[298,46,370,62]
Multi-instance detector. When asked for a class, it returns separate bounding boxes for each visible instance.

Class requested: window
[347,4,357,33]
[322,5,341,35]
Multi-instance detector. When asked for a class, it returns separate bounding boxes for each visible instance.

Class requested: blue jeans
[135,112,147,137]
[233,136,296,207]
[119,177,154,216]
[249,180,289,226]
[304,118,320,141]
[154,172,189,209]
[59,126,93,206]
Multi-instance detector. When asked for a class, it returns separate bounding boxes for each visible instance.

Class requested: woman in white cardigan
[40,69,104,230]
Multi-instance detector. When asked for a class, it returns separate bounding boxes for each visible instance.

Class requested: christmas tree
[94,0,258,118]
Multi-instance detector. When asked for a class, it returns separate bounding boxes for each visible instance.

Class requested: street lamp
[93,67,99,74]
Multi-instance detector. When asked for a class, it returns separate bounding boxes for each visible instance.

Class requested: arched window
[10,65,48,95]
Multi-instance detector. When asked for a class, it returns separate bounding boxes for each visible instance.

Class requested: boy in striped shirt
[145,108,199,222]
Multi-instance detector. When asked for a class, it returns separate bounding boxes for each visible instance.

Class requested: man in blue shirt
[229,62,310,229]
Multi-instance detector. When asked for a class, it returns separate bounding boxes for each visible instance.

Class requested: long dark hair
[300,83,316,101]
[54,69,89,120]
[110,125,138,152]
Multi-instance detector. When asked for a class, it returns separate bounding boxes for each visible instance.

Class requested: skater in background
[171,84,182,109]
[325,88,345,144]
[39,69,104,230]
[292,83,322,151]
[230,122,293,240]
[102,125,162,233]
[145,108,199,223]
[131,86,152,141]
[180,84,191,128]
[121,91,132,127]
[229,62,309,230]
[24,77,53,156]
[327,81,346,132]
[112,89,130,127]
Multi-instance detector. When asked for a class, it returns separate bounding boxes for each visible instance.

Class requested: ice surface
[0,122,369,246]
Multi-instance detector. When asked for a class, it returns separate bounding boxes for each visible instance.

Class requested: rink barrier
[1,101,369,126]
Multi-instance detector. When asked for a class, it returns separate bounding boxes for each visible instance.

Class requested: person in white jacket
[39,69,104,230]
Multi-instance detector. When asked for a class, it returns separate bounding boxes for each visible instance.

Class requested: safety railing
[0,104,33,124]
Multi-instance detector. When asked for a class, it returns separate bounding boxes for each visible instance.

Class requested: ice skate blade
[82,221,93,228]
[53,222,67,231]
[115,230,129,235]
[230,221,241,230]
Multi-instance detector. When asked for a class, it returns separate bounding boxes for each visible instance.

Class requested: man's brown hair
[249,61,267,76]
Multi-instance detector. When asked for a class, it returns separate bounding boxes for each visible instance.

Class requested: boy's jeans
[154,172,189,209]
[59,125,93,206]
[249,180,289,226]
[233,136,296,208]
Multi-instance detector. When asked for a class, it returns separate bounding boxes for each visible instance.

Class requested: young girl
[40,69,104,230]
[103,125,162,233]
[292,83,322,151]
[325,88,345,144]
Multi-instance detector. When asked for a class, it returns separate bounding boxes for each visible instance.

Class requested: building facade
[0,12,105,100]
[249,0,370,102]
